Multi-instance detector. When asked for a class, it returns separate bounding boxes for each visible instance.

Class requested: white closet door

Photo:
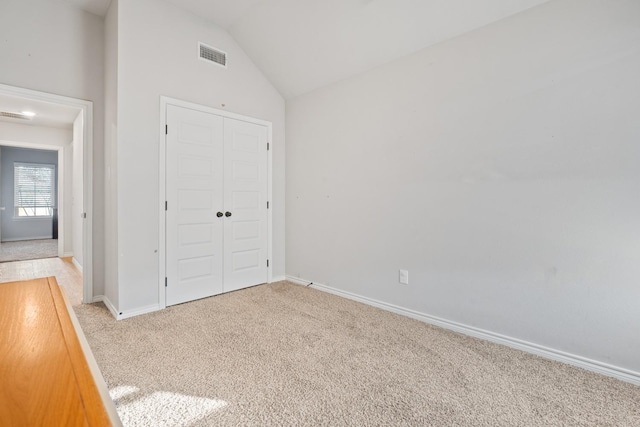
[223,118,268,292]
[166,105,224,306]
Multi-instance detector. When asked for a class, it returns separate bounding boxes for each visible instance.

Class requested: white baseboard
[270,275,286,283]
[63,251,74,258]
[72,257,83,273]
[1,235,53,242]
[93,296,160,320]
[69,295,123,426]
[285,275,640,386]
[93,295,119,320]
[117,304,162,320]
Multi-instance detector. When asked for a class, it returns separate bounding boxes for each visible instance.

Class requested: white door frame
[0,83,94,303]
[158,96,273,309]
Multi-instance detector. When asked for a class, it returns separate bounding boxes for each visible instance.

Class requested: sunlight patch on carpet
[113,388,228,427]
[109,385,140,401]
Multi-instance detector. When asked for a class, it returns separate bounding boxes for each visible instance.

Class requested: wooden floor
[0,257,83,306]
[0,277,111,426]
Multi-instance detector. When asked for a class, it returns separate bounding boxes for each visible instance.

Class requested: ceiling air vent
[0,111,33,121]
[199,42,227,68]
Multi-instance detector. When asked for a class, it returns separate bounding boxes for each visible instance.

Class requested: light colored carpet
[0,239,58,262]
[74,282,640,427]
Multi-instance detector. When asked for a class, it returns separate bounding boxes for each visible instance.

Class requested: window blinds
[14,162,56,217]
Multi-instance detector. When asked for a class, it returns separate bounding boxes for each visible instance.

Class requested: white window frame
[14,162,57,219]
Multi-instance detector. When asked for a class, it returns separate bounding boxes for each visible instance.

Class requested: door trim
[0,83,93,303]
[158,96,273,309]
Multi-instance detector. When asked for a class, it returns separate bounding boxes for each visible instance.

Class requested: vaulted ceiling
[64,0,550,99]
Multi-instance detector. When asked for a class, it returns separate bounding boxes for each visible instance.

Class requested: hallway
[0,257,82,305]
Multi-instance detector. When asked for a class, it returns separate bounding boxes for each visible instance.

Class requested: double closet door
[165,104,268,306]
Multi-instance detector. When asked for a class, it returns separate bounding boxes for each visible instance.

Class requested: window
[14,162,56,217]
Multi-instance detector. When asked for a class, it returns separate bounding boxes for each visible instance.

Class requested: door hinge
[165,201,168,211]
[165,124,168,135]
[267,142,270,151]
[165,277,168,287]
[267,259,269,267]
[267,201,269,209]
[80,212,87,219]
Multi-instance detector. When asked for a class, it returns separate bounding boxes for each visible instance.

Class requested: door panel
[166,105,268,305]
[166,105,224,306]
[223,118,268,292]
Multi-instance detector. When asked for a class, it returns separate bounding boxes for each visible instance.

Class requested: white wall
[72,113,84,266]
[113,0,285,313]
[286,0,640,375]
[0,0,105,296]
[104,0,119,310]
[0,122,73,251]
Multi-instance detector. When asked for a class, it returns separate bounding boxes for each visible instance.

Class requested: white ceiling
[63,0,550,99]
[160,0,266,30]
[63,0,112,16]
[220,0,551,98]
[0,94,80,129]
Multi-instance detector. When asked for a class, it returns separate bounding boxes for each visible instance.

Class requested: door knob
[225,211,232,217]
[216,212,223,218]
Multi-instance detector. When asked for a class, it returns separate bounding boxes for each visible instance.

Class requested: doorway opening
[0,146,59,262]
[0,83,93,303]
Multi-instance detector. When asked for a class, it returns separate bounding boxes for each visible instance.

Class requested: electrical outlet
[399,269,409,285]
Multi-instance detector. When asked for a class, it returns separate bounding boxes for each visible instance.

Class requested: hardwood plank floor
[0,257,83,306]
[0,277,111,425]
